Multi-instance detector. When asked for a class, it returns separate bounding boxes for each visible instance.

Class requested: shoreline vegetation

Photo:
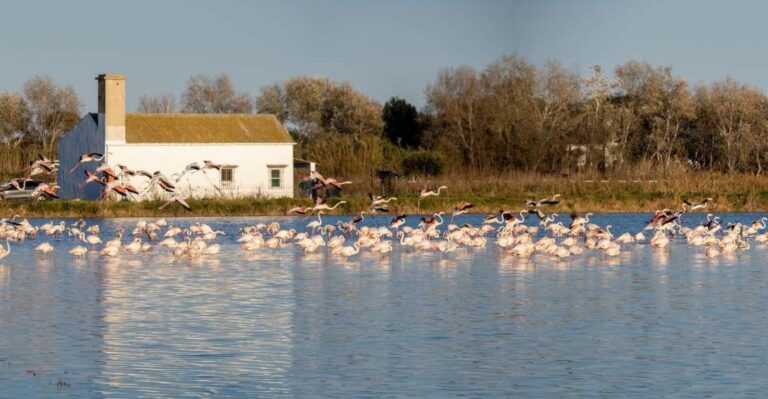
[5,56,768,217]
[5,171,768,218]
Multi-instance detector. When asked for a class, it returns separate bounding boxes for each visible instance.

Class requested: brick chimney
[96,74,126,143]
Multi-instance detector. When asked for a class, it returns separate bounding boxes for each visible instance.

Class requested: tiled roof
[125,113,293,144]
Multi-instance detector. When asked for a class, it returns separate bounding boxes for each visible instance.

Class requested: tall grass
[4,169,768,218]
[5,139,768,216]
[0,145,56,180]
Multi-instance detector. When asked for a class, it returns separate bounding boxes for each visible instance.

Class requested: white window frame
[268,167,283,189]
[220,166,235,190]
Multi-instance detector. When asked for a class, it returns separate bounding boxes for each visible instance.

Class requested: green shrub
[401,151,444,176]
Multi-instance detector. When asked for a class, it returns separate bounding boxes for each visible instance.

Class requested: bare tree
[530,61,581,171]
[425,66,484,168]
[182,74,253,113]
[614,62,694,171]
[22,76,82,152]
[696,78,766,174]
[0,92,32,147]
[255,76,382,138]
[137,94,177,113]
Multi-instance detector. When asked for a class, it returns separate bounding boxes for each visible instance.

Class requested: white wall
[106,143,294,199]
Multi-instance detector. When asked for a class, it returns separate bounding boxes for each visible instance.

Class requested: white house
[58,74,296,200]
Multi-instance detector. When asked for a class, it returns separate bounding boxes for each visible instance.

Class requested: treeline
[0,76,82,177]
[4,55,768,181]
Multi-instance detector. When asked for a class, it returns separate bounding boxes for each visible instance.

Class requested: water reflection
[3,214,768,397]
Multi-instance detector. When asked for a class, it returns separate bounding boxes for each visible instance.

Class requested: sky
[510,0,768,90]
[0,0,513,112]
[1,1,764,113]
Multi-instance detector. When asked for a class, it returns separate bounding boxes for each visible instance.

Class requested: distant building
[567,142,620,169]
[57,74,295,200]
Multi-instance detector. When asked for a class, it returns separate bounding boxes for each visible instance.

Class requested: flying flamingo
[369,193,397,207]
[350,211,367,225]
[418,186,447,211]
[159,193,192,211]
[390,213,407,229]
[79,170,103,188]
[287,207,313,216]
[451,202,474,222]
[312,197,347,213]
[313,173,353,191]
[32,184,59,204]
[69,152,105,173]
[525,194,561,209]
[682,197,713,212]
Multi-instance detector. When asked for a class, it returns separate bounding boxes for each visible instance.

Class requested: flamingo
[369,193,397,207]
[100,246,119,257]
[23,155,58,178]
[203,160,224,170]
[571,212,593,229]
[420,212,445,231]
[81,233,103,249]
[418,186,447,211]
[312,197,347,213]
[32,184,60,204]
[313,173,353,191]
[338,243,361,257]
[307,212,323,232]
[159,193,192,211]
[350,211,367,225]
[69,246,88,257]
[69,152,105,173]
[452,202,474,220]
[35,242,54,253]
[287,207,313,216]
[0,239,10,261]
[682,197,713,212]
[390,213,407,230]
[525,194,561,209]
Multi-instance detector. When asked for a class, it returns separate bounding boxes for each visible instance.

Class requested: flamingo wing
[176,197,192,211]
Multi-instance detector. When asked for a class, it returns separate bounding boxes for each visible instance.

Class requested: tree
[425,66,484,168]
[695,78,768,174]
[0,92,32,147]
[182,74,253,113]
[528,60,581,171]
[255,76,382,138]
[137,94,177,113]
[424,56,581,172]
[382,97,422,148]
[614,61,694,170]
[23,76,82,152]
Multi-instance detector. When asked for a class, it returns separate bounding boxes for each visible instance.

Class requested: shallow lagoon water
[1,213,768,398]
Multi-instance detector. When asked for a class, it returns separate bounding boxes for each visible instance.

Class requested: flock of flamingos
[0,154,761,263]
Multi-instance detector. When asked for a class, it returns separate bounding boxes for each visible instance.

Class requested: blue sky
[0,0,513,111]
[511,0,768,90]
[0,1,763,112]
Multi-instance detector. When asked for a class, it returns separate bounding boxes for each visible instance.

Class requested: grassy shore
[1,190,768,218]
[4,171,768,218]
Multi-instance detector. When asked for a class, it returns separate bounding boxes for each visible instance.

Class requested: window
[270,168,282,188]
[220,167,234,189]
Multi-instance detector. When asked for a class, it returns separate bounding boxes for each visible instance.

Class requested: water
[1,213,768,398]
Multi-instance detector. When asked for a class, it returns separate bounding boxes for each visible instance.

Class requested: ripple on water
[2,214,768,397]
